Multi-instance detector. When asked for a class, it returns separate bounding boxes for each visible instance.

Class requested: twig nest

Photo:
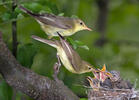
[87,70,138,100]
[88,89,139,100]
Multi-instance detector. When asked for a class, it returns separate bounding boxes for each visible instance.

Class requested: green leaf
[1,10,18,22]
[1,12,12,21]
[71,15,79,18]
[21,3,43,13]
[79,45,89,50]
[67,38,89,50]
[20,3,52,14]
[15,7,23,14]
[17,13,24,19]
[17,43,38,68]
[49,3,59,14]
[58,13,64,16]
[0,81,13,100]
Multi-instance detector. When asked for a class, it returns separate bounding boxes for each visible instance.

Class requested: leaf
[17,13,24,19]
[67,38,89,50]
[21,3,43,13]
[39,8,52,14]
[15,6,24,14]
[20,3,52,14]
[0,81,13,100]
[58,13,64,16]
[1,10,18,22]
[71,15,79,18]
[80,45,89,50]
[1,12,12,21]
[49,3,59,14]
[17,43,38,68]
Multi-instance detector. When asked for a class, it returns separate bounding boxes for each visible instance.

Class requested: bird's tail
[32,35,57,48]
[18,5,38,16]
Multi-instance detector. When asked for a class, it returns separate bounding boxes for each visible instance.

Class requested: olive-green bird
[32,34,95,74]
[19,5,92,39]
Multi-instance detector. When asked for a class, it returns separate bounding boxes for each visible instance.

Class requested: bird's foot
[53,55,61,82]
[53,62,60,82]
[48,35,53,39]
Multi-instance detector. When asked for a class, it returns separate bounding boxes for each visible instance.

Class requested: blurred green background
[0,0,139,99]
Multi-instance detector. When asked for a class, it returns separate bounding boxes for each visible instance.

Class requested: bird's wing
[59,34,82,72]
[19,5,72,29]
[35,14,73,29]
[31,35,58,48]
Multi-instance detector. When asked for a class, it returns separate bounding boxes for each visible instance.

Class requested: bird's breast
[57,47,77,73]
[38,22,74,36]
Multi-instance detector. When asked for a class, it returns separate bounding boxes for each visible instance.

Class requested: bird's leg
[48,35,53,39]
[53,54,61,81]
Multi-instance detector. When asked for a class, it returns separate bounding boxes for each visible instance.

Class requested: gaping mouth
[86,76,92,83]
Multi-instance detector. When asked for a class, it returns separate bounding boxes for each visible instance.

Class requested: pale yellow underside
[39,22,75,37]
[57,46,77,73]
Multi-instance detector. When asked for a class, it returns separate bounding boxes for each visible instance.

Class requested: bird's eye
[96,72,99,74]
[88,67,92,70]
[80,22,83,25]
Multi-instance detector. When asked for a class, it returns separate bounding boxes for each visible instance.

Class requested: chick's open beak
[86,76,93,84]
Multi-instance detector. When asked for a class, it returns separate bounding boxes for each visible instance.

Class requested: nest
[88,88,139,100]
[87,71,139,100]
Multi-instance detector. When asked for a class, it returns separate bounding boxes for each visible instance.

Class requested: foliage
[17,43,38,68]
[0,80,13,100]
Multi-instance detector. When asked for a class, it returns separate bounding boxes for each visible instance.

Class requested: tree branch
[0,32,79,100]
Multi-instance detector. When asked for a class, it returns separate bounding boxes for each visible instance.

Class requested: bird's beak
[105,72,113,78]
[91,68,97,72]
[84,26,92,31]
[86,76,93,83]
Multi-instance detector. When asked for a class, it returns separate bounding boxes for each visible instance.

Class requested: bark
[0,32,79,100]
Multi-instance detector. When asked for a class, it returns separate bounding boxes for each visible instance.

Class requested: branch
[0,32,79,100]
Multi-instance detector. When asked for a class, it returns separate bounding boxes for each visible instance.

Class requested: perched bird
[19,5,92,39]
[32,33,95,74]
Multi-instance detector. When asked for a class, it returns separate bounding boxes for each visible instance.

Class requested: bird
[97,64,113,83]
[19,5,92,39]
[90,64,112,83]
[87,76,100,91]
[90,64,113,83]
[32,33,95,74]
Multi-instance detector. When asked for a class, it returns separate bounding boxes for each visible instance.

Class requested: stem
[12,0,17,57]
[11,0,18,99]
[95,0,109,46]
